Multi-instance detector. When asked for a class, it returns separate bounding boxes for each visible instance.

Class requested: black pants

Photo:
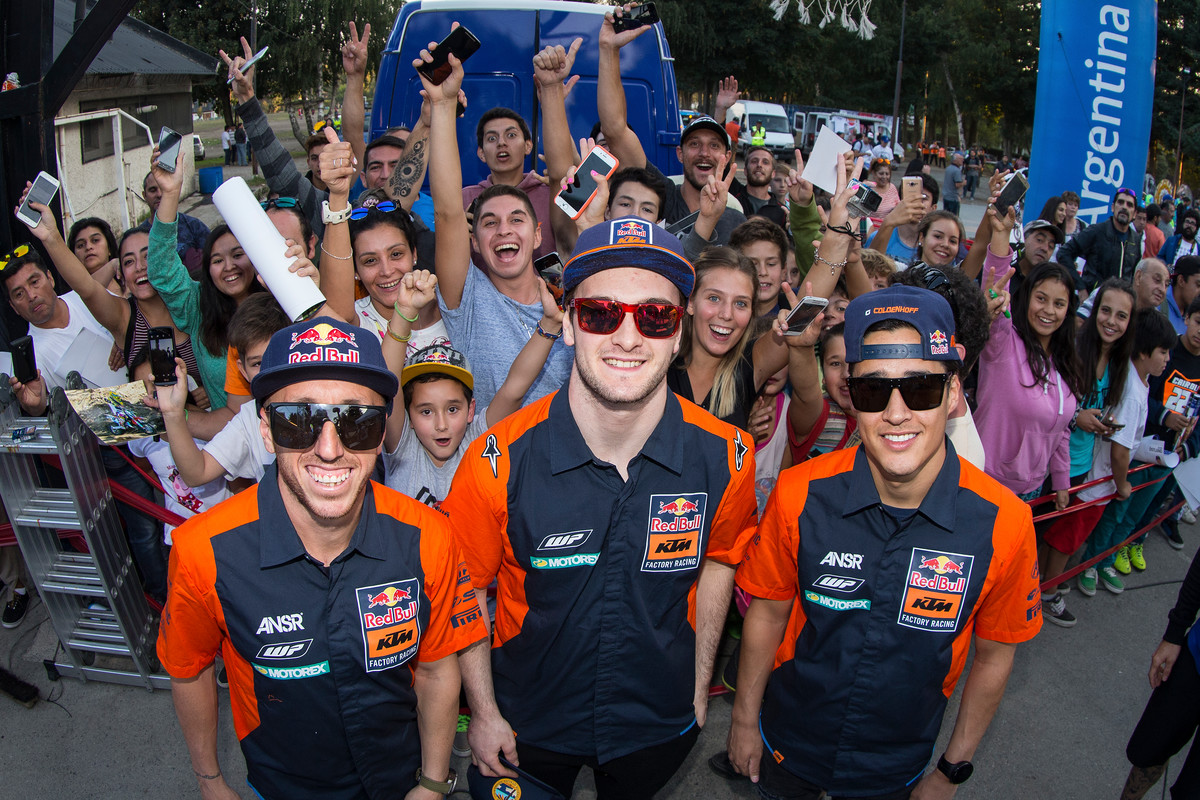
[1127,644,1200,798]
[757,754,913,800]
[515,726,700,800]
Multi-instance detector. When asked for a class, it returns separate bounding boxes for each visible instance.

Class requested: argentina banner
[1027,1,1158,226]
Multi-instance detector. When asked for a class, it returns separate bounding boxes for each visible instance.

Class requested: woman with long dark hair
[1038,278,1137,626]
[67,216,121,294]
[974,205,1083,506]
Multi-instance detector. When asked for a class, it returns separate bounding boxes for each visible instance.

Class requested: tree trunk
[285,99,311,149]
[940,57,965,151]
[221,91,234,127]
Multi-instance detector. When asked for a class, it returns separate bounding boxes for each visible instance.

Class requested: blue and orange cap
[843,285,960,364]
[563,216,695,299]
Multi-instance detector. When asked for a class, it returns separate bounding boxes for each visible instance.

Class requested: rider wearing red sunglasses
[444,216,758,799]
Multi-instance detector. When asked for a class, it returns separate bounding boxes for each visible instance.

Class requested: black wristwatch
[937,754,974,784]
[414,767,457,795]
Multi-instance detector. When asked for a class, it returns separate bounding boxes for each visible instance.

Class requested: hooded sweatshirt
[462,171,557,260]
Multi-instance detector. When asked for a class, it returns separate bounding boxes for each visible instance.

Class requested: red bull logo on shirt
[643,492,707,572]
[355,578,421,673]
[899,548,975,633]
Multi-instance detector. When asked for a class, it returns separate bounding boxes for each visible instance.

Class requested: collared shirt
[443,389,758,762]
[737,445,1041,796]
[158,467,485,800]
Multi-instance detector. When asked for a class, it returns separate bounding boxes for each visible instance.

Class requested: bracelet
[393,303,419,323]
[813,253,848,276]
[320,243,352,261]
[387,328,411,344]
[826,222,866,242]
[193,769,221,780]
[535,322,562,341]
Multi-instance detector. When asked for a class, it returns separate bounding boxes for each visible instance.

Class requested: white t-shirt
[383,407,491,508]
[203,401,274,481]
[1080,365,1149,502]
[127,436,231,545]
[28,292,117,390]
[947,403,986,472]
[438,264,572,408]
[754,394,790,517]
[354,296,451,359]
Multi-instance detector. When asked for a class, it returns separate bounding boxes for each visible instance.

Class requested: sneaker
[1042,592,1077,628]
[1056,582,1071,595]
[2,591,29,628]
[1130,543,1147,571]
[1114,547,1132,575]
[1183,505,1197,525]
[1161,517,1186,550]
[1078,568,1097,597]
[453,714,471,758]
[1099,566,1125,594]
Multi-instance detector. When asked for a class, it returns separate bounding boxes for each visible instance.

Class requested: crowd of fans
[5,5,1200,799]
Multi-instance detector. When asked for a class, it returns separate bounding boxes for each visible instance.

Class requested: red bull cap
[401,344,474,390]
[843,285,960,364]
[563,215,694,300]
[252,316,399,412]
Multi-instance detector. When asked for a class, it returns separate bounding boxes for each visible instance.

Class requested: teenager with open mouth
[913,210,965,270]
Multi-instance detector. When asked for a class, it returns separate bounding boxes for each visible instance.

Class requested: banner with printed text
[1027,0,1157,226]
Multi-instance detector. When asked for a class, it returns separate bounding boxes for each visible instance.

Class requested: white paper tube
[212,176,326,321]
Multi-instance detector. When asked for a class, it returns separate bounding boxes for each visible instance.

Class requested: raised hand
[341,22,371,78]
[218,36,257,103]
[715,76,741,113]
[536,276,565,328]
[786,149,814,206]
[317,126,356,202]
[600,3,653,50]
[533,38,582,91]
[150,147,185,200]
[15,181,61,244]
[396,269,438,316]
[413,23,465,102]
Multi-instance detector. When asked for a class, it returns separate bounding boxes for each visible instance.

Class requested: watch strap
[936,754,973,784]
[415,767,456,795]
[321,200,352,225]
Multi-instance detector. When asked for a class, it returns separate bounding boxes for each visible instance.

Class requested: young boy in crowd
[129,351,231,546]
[860,248,897,291]
[1078,310,1179,596]
[380,268,563,508]
[730,217,790,320]
[157,294,288,487]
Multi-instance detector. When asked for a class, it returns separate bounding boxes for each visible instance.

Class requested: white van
[727,100,793,161]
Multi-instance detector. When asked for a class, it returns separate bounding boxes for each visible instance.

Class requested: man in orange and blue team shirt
[443,217,758,799]
[725,285,1042,799]
[158,316,486,800]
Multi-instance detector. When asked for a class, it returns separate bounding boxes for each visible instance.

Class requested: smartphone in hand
[16,171,60,228]
[10,335,37,384]
[784,296,828,336]
[148,327,178,386]
[417,26,481,85]
[156,127,184,173]
[612,3,659,32]
[554,146,619,220]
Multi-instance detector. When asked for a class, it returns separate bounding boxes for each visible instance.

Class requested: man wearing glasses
[726,285,1042,799]
[158,316,485,800]
[1059,187,1146,296]
[443,218,758,799]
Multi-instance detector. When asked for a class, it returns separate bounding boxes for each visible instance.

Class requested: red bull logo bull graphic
[612,218,651,244]
[291,323,357,348]
[289,323,361,365]
[643,492,707,572]
[899,548,974,632]
[355,579,421,673]
[929,329,949,355]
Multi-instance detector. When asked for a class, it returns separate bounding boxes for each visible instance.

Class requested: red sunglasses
[570,298,684,339]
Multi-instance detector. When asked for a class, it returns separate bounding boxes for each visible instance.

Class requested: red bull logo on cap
[900,548,975,632]
[930,329,949,355]
[290,322,358,349]
[644,492,707,573]
[612,218,651,244]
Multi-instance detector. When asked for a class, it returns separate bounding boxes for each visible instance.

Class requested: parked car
[192,135,205,161]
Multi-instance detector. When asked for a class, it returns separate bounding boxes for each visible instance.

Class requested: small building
[52,1,217,235]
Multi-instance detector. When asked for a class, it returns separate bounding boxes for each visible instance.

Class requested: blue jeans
[942,199,961,217]
[1082,463,1171,569]
[100,447,167,600]
[236,142,248,166]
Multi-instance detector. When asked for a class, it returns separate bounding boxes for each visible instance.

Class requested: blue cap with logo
[843,285,960,364]
[564,216,695,299]
[468,758,566,800]
[251,316,399,412]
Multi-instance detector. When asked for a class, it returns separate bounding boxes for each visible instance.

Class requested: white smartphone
[555,146,619,220]
[16,171,60,228]
[227,46,268,83]
[785,296,828,335]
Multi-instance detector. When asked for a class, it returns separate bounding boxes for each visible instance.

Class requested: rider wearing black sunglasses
[728,285,1042,798]
[159,315,484,799]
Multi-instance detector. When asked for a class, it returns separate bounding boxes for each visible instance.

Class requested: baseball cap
[680,115,730,149]
[1023,218,1064,245]
[844,285,960,364]
[468,759,565,800]
[401,344,474,390]
[251,316,399,412]
[564,216,695,299]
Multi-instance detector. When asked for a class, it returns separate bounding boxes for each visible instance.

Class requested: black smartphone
[10,335,36,384]
[535,252,564,305]
[156,127,183,174]
[665,210,701,236]
[785,296,828,336]
[554,146,619,220]
[993,171,1029,216]
[612,3,659,32]
[416,25,481,85]
[148,326,178,386]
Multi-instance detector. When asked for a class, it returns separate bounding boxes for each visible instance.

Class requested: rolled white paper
[212,176,325,321]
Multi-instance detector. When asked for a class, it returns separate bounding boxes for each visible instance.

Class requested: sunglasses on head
[0,244,31,271]
[1115,188,1137,202]
[261,197,304,212]
[267,402,387,451]
[846,373,951,413]
[570,298,684,339]
[350,201,397,220]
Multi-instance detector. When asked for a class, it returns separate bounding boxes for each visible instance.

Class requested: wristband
[535,322,562,341]
[393,303,419,323]
[387,328,411,344]
[321,200,352,226]
[414,768,457,795]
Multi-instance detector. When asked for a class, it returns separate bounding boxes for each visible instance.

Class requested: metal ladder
[0,383,166,690]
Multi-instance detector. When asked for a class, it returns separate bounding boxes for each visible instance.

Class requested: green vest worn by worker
[751,124,766,146]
